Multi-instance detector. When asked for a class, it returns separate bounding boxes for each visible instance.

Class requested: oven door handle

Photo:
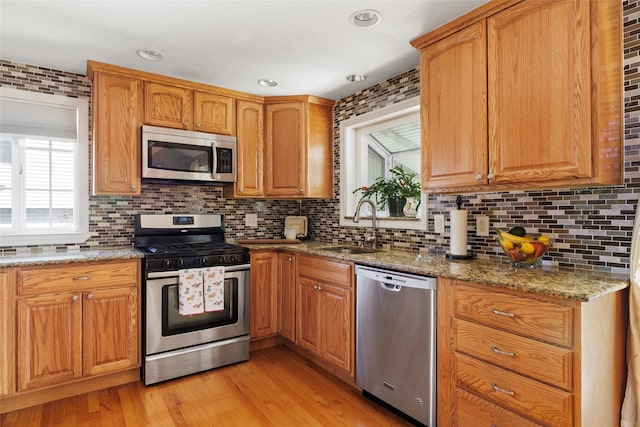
[147,263,250,279]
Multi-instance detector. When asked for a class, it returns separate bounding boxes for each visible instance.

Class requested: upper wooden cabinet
[264,96,334,198]
[224,100,265,198]
[412,0,622,193]
[144,82,236,135]
[89,71,143,195]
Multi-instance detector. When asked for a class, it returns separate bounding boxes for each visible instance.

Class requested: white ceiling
[0,0,487,100]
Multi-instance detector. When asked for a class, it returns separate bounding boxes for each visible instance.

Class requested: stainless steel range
[134,213,250,385]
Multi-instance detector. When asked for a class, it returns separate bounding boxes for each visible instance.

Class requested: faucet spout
[353,199,377,248]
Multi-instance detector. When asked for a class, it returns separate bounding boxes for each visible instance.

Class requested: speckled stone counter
[0,247,144,268]
[238,241,629,302]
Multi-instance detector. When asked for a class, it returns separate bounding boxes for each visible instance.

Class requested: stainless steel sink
[320,246,379,255]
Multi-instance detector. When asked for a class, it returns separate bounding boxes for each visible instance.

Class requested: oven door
[145,264,249,355]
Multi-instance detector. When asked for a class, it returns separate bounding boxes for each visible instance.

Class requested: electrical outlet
[476,215,490,236]
[245,213,258,227]
[434,214,445,234]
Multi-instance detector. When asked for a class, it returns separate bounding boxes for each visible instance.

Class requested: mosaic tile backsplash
[1,0,639,275]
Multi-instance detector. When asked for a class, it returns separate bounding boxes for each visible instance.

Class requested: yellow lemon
[537,235,550,246]
[520,242,535,255]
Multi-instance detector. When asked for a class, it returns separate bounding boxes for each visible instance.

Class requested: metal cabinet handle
[183,122,189,127]
[195,123,201,128]
[73,276,92,281]
[491,346,515,357]
[487,173,495,181]
[299,188,304,193]
[288,257,293,262]
[313,285,318,290]
[131,184,137,190]
[86,293,93,300]
[475,174,482,181]
[491,308,515,317]
[317,286,322,291]
[71,295,79,301]
[239,188,244,193]
[491,383,515,396]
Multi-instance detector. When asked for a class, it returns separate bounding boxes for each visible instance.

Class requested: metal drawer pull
[71,295,79,301]
[491,346,515,357]
[491,383,515,396]
[491,308,514,317]
[73,276,92,281]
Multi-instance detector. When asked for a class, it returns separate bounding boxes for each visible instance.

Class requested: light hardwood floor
[1,346,414,426]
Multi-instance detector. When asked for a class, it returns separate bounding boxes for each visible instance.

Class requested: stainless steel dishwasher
[355,265,437,427]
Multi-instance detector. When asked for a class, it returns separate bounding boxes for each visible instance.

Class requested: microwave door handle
[211,141,217,179]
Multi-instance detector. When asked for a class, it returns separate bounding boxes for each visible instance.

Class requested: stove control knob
[163,259,172,269]
[230,255,239,263]
[177,259,185,267]
[218,255,226,264]
[199,257,208,266]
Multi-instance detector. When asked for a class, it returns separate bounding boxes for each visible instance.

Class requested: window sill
[0,231,91,247]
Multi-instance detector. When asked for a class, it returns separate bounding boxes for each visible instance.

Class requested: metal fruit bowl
[496,230,550,267]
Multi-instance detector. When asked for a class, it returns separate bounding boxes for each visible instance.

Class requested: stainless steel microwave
[141,125,237,183]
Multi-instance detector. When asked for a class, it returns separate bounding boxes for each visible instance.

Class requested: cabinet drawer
[17,260,140,295]
[298,255,352,288]
[454,283,573,346]
[455,318,572,390]
[456,353,573,427]
[456,388,542,427]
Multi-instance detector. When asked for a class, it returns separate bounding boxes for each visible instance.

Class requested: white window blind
[0,87,89,246]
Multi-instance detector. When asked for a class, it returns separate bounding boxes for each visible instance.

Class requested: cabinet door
[17,292,82,391]
[277,253,296,341]
[488,0,591,184]
[83,286,139,377]
[250,252,278,339]
[265,103,306,196]
[235,100,264,197]
[0,270,10,398]
[296,276,321,353]
[320,283,351,373]
[92,73,143,195]
[194,92,235,135]
[144,82,193,129]
[421,21,488,189]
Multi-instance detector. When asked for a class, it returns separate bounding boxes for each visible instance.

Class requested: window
[340,97,427,230]
[0,87,89,246]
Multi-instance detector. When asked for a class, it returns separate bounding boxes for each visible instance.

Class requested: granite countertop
[0,247,144,268]
[0,242,629,302]
[240,241,630,302]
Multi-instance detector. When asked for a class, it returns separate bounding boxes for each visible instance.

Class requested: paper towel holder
[446,195,473,260]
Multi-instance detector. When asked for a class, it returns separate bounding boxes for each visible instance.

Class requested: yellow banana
[497,229,532,244]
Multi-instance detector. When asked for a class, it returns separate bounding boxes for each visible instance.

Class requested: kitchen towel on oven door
[178,267,226,315]
[203,266,225,312]
[178,268,205,315]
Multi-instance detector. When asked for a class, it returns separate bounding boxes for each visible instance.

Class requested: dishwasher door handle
[379,281,402,292]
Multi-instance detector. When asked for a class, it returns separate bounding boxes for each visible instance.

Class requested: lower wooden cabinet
[250,251,278,339]
[296,254,353,376]
[439,278,628,427]
[277,252,296,341]
[1,259,141,413]
[0,270,10,399]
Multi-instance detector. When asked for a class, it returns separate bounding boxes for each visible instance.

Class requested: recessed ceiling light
[136,48,163,61]
[257,79,278,87]
[349,9,382,27]
[346,73,367,83]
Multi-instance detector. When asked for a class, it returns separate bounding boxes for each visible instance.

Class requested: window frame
[339,97,427,231]
[0,87,90,246]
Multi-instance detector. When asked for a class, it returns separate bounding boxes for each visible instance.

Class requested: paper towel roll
[450,209,468,256]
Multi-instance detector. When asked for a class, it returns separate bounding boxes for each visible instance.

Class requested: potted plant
[353,165,421,217]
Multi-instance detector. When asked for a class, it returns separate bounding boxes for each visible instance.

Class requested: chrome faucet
[353,198,377,248]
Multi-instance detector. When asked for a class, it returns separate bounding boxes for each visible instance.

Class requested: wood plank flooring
[1,346,415,426]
